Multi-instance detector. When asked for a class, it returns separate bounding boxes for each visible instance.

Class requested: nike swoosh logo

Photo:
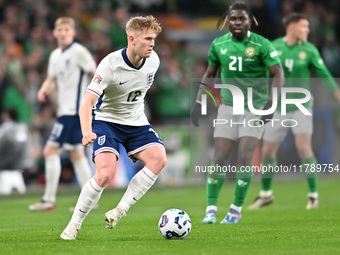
[119,81,128,85]
[79,209,87,213]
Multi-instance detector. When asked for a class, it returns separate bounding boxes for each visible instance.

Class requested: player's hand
[334,90,340,104]
[261,100,273,124]
[37,89,47,103]
[82,132,97,147]
[191,102,201,127]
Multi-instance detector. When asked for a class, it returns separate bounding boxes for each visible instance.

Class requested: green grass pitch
[1,177,339,255]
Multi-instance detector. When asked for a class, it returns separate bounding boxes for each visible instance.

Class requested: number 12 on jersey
[127,90,142,102]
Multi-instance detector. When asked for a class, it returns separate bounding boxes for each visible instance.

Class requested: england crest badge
[98,135,106,145]
[146,72,154,86]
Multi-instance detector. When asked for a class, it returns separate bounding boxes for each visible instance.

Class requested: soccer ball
[158,208,191,239]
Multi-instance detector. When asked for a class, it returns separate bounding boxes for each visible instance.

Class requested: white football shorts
[213,104,264,140]
[262,109,313,143]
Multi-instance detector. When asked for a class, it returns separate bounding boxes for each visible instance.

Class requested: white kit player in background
[29,17,96,212]
[60,15,167,240]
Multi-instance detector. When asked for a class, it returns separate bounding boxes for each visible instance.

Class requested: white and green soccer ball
[158,208,191,239]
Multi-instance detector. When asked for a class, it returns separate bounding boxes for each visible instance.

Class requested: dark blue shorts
[47,115,82,149]
[92,120,164,161]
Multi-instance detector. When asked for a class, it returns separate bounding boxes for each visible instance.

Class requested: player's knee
[154,155,167,170]
[262,145,275,159]
[213,151,229,165]
[69,149,84,162]
[296,146,312,159]
[42,148,50,158]
[146,155,167,175]
[262,149,274,159]
[95,167,115,187]
[238,150,254,166]
[43,147,57,158]
[160,156,167,169]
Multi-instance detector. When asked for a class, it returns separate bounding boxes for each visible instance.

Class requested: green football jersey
[273,37,338,112]
[208,31,280,110]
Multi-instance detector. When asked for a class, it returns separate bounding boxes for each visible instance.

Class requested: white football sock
[118,167,158,212]
[72,157,92,188]
[260,190,273,198]
[308,192,318,199]
[42,155,61,203]
[70,178,103,226]
[230,204,242,213]
[206,205,217,212]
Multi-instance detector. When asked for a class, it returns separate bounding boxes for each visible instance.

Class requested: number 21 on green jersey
[229,56,243,71]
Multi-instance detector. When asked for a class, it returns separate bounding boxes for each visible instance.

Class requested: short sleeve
[87,56,112,97]
[208,39,221,67]
[310,46,330,77]
[261,39,281,67]
[47,53,55,78]
[77,47,96,73]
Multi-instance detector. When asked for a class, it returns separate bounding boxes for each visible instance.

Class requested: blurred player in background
[191,1,284,224]
[60,15,166,240]
[0,108,30,195]
[249,13,340,210]
[29,17,96,211]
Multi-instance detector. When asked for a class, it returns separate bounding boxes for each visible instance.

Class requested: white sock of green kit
[118,167,158,212]
[70,178,103,226]
[72,157,92,188]
[206,205,217,212]
[42,155,61,203]
[230,204,242,213]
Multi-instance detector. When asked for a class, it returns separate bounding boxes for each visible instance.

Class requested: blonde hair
[126,15,162,36]
[54,17,76,29]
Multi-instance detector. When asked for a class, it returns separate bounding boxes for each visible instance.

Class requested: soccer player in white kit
[29,17,96,211]
[60,15,166,240]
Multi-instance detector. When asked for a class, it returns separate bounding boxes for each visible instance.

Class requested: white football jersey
[48,42,96,117]
[87,48,159,126]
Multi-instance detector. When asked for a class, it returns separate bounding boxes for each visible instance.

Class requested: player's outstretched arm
[267,62,285,99]
[79,91,98,147]
[191,65,219,126]
[333,90,340,103]
[37,77,56,103]
[261,63,285,123]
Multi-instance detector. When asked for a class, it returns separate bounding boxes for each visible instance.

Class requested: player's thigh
[69,147,85,162]
[294,133,313,158]
[214,105,238,140]
[292,110,313,158]
[43,142,62,157]
[124,124,165,165]
[262,140,280,159]
[262,111,290,143]
[294,133,312,147]
[291,109,313,135]
[213,137,235,164]
[93,151,118,186]
[237,136,260,165]
[238,110,264,140]
[133,145,166,174]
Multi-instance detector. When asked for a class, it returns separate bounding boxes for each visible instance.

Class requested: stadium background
[0,0,340,192]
